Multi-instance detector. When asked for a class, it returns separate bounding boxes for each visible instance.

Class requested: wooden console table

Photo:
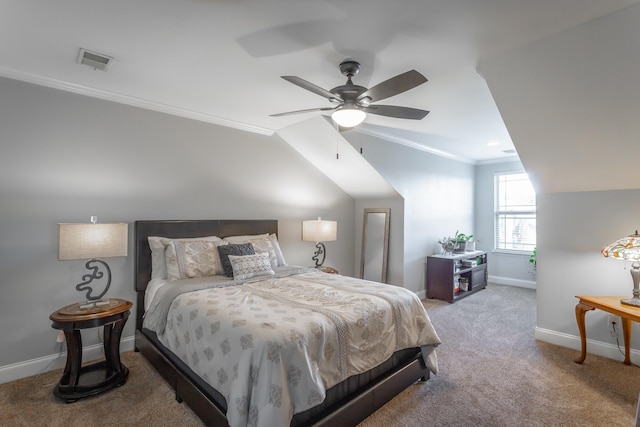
[574,295,640,365]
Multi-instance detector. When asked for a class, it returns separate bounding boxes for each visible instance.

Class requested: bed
[134,219,440,427]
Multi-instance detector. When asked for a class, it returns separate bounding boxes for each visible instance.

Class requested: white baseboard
[489,275,536,289]
[534,327,640,365]
[415,277,531,300]
[0,335,135,385]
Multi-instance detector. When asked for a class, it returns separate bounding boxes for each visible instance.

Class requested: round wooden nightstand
[49,298,132,402]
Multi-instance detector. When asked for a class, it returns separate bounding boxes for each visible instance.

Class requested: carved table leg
[62,330,82,387]
[575,302,594,364]
[104,311,129,381]
[622,317,632,365]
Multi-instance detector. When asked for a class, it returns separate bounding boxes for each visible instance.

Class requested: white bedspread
[144,270,440,427]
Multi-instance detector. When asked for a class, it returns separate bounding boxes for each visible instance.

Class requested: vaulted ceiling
[479,4,640,193]
[1,1,639,172]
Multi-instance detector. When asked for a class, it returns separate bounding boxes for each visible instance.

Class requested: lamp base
[79,299,111,309]
[59,298,124,315]
[621,296,640,307]
[311,242,326,268]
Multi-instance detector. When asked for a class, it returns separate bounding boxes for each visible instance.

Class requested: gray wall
[475,159,536,287]
[345,133,475,295]
[536,189,640,358]
[0,76,355,370]
[478,4,640,362]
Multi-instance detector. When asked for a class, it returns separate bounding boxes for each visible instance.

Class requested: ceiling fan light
[331,108,366,127]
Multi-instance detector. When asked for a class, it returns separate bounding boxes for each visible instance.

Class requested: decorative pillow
[165,239,228,280]
[223,235,279,269]
[217,243,256,277]
[148,236,169,280]
[149,235,223,280]
[224,233,270,243]
[228,253,275,280]
[268,234,287,266]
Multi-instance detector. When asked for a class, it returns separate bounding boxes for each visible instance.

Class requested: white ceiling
[1,0,638,163]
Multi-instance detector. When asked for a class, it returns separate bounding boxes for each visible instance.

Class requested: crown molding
[475,155,521,165]
[353,126,475,164]
[353,126,520,165]
[0,66,275,136]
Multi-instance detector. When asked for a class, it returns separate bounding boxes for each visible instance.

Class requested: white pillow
[228,253,275,280]
[224,233,270,243]
[166,239,228,280]
[148,235,223,280]
[148,236,169,280]
[268,234,287,267]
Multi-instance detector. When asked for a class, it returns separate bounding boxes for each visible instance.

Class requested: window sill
[492,249,531,257]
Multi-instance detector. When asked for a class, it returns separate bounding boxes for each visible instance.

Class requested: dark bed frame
[134,219,429,427]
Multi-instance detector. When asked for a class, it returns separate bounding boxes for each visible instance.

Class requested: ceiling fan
[270,59,430,128]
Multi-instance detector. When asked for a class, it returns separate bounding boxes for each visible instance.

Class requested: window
[494,172,536,252]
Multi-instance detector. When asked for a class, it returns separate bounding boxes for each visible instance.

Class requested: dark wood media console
[426,251,488,303]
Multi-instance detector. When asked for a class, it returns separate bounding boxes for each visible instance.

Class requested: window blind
[494,172,536,251]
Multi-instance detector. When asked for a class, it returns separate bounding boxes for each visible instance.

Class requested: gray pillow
[217,243,255,277]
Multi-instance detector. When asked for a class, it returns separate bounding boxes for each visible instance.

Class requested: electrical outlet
[56,331,65,343]
[608,314,620,336]
[608,314,619,325]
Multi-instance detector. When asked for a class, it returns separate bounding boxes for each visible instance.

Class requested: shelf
[426,251,488,303]
[429,250,485,260]
[453,285,485,301]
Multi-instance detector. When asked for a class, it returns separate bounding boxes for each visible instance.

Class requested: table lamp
[58,217,128,306]
[302,217,337,267]
[601,230,640,307]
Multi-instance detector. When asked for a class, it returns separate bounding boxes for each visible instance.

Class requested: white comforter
[144,269,440,427]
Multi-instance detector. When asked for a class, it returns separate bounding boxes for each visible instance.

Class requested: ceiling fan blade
[281,76,342,101]
[358,70,427,103]
[270,106,337,117]
[362,104,430,120]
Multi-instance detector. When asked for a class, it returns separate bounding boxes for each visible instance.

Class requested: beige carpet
[1,284,638,426]
[361,284,639,427]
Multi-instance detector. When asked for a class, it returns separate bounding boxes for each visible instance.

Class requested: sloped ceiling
[277,116,400,199]
[479,4,640,194]
[1,0,639,165]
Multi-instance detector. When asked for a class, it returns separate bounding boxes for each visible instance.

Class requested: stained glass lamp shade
[601,231,640,307]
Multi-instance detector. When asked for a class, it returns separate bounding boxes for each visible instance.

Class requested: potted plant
[438,237,456,255]
[466,236,477,252]
[452,231,473,253]
[529,247,537,270]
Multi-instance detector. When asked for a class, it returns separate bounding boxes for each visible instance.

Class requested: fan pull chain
[335,122,340,159]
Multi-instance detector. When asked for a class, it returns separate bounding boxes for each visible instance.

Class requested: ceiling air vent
[502,149,516,154]
[77,48,113,71]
